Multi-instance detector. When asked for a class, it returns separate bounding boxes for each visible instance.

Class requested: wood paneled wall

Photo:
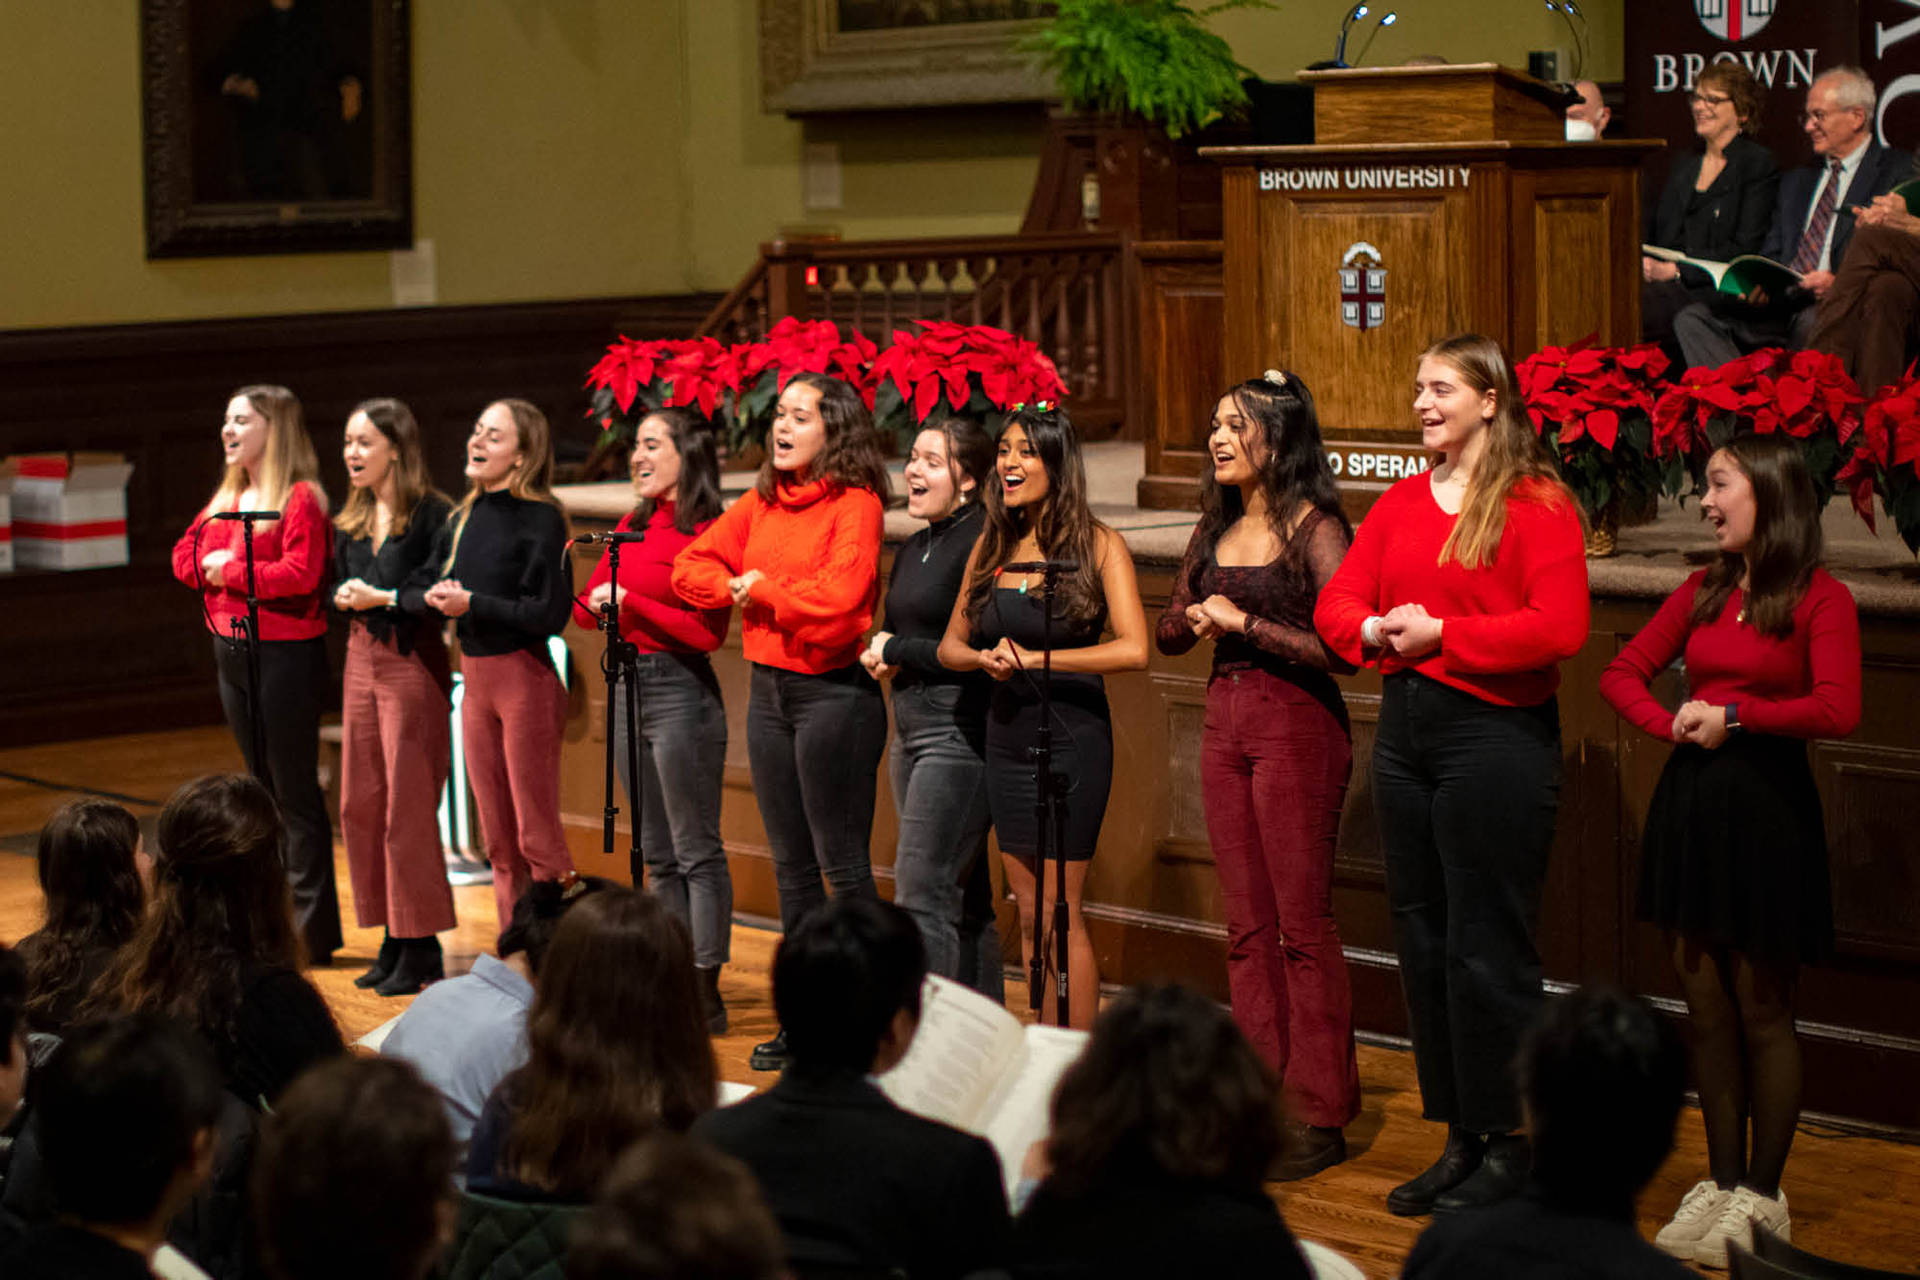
[0,295,717,744]
[558,547,1920,1136]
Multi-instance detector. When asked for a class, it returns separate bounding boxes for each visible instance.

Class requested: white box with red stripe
[9,453,134,570]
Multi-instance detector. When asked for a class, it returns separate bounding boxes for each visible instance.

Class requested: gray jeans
[889,681,1005,1000]
[746,662,886,930]
[613,653,731,968]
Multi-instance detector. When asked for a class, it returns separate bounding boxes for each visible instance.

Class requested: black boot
[1270,1123,1348,1182]
[1432,1132,1530,1215]
[354,933,400,989]
[1387,1126,1486,1217]
[699,966,728,1036]
[374,936,444,997]
[749,1029,789,1072]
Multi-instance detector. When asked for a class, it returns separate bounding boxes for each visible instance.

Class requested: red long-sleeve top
[570,502,730,655]
[1314,473,1591,707]
[1599,568,1861,740]
[171,481,330,641]
[671,477,883,674]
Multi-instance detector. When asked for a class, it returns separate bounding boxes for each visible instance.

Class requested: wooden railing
[699,232,1127,433]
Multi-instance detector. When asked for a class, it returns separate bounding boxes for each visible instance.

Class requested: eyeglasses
[1799,106,1862,126]
[1689,91,1732,107]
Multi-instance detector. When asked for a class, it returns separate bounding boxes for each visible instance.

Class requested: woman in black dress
[1642,60,1778,353]
[937,406,1147,1027]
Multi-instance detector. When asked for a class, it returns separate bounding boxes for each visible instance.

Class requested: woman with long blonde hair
[1315,334,1590,1216]
[332,397,456,995]
[170,384,341,965]
[404,398,575,930]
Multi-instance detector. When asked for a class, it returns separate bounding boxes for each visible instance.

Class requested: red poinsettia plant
[869,321,1071,442]
[1651,347,1863,507]
[583,335,740,448]
[1516,336,1670,528]
[730,317,879,446]
[1836,363,1920,553]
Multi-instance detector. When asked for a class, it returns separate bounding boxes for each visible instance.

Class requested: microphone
[1353,9,1396,66]
[1332,2,1368,67]
[213,510,281,521]
[572,531,648,546]
[1001,560,1079,574]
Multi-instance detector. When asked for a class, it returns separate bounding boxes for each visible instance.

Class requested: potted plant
[870,321,1069,445]
[1837,363,1920,553]
[1517,337,1670,556]
[729,317,878,450]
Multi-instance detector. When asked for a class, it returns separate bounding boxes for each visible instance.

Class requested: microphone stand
[597,533,644,885]
[1026,562,1072,1029]
[231,512,272,791]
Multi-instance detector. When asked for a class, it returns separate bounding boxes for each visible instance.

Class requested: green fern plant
[1023,0,1273,139]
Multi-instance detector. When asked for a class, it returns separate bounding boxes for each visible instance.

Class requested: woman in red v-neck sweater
[1600,435,1859,1263]
[672,372,890,1073]
[1315,335,1589,1218]
[171,384,341,967]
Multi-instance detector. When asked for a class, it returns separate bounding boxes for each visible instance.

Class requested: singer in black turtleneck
[406,399,575,930]
[860,418,1002,1000]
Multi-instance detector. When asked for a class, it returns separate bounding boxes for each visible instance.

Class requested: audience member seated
[88,774,344,1109]
[15,799,145,1036]
[1008,982,1311,1280]
[0,1015,222,1279]
[1674,67,1910,369]
[252,1056,457,1280]
[1565,79,1611,140]
[695,896,1009,1279]
[466,885,715,1201]
[1809,172,1920,397]
[383,875,613,1154]
[1641,62,1778,353]
[1400,986,1694,1280]
[568,1132,785,1280]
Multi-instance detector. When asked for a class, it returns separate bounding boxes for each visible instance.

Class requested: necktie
[1789,159,1845,275]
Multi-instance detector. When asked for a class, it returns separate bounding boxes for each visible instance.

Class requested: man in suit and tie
[693,896,1011,1279]
[1809,168,1920,398]
[1673,66,1912,369]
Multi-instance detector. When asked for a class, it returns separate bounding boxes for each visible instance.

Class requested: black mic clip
[573,530,649,546]
[212,510,282,521]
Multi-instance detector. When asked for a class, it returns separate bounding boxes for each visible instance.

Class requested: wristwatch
[1723,703,1742,734]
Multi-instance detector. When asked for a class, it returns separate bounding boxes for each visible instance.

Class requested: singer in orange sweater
[672,372,890,1072]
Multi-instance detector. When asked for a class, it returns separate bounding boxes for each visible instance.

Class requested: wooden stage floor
[2,727,1916,1277]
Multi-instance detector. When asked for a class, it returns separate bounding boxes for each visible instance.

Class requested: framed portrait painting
[762,0,1056,113]
[141,0,412,258]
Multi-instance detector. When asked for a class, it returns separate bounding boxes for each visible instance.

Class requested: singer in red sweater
[1599,435,1859,1264]
[171,384,341,966]
[671,373,890,1072]
[1315,336,1589,1217]
[575,407,733,1032]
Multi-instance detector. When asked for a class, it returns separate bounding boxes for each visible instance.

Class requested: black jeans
[746,662,887,930]
[1373,672,1561,1135]
[612,653,731,969]
[213,635,343,959]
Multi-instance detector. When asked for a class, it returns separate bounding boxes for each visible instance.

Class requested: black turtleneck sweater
[879,500,986,690]
[333,492,452,657]
[401,490,571,659]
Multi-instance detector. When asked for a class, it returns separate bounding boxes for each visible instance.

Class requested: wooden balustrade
[699,233,1128,436]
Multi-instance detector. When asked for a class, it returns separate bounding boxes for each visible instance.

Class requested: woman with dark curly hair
[937,406,1148,1030]
[673,373,891,1070]
[1012,982,1311,1279]
[90,774,344,1109]
[465,885,716,1201]
[1155,371,1359,1179]
[15,799,145,1034]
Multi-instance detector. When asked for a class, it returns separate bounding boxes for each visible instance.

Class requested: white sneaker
[1654,1180,1732,1258]
[1694,1185,1791,1269]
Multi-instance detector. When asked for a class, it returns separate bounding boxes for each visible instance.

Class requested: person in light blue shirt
[382,875,611,1152]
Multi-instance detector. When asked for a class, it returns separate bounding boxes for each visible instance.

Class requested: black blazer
[1402,1189,1697,1280]
[1760,140,1913,270]
[1009,1175,1312,1280]
[692,1070,1010,1280]
[1647,135,1779,290]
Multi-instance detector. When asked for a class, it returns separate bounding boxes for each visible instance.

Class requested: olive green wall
[0,0,1624,330]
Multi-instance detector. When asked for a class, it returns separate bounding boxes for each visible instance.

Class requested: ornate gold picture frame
[761,0,1056,113]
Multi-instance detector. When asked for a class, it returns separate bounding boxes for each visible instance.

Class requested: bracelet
[1362,615,1386,647]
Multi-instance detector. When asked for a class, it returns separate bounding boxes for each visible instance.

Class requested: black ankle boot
[1387,1126,1487,1217]
[1433,1132,1530,1215]
[698,966,728,1036]
[1270,1123,1348,1182]
[355,933,400,989]
[749,1029,789,1072]
[374,937,444,997]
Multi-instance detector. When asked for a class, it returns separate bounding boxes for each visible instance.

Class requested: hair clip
[1010,400,1055,414]
[1263,369,1288,387]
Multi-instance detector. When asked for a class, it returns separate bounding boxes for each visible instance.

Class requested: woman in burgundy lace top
[1155,371,1359,1179]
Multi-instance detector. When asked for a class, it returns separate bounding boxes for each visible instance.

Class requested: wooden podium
[1137,64,1661,514]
